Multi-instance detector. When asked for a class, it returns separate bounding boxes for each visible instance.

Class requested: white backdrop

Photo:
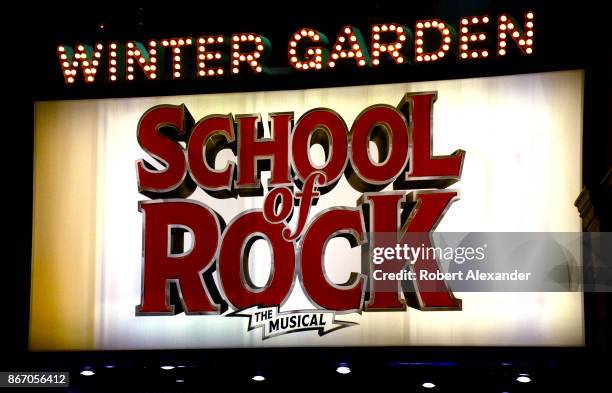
[32,70,584,349]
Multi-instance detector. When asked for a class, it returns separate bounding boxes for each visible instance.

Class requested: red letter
[136,200,222,315]
[235,113,292,196]
[347,105,409,192]
[301,208,366,311]
[187,114,237,198]
[263,187,294,223]
[362,191,462,310]
[136,104,196,198]
[292,109,348,194]
[395,92,465,189]
[218,211,296,309]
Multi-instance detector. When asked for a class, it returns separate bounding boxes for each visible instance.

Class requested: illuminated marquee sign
[57,11,534,84]
[29,71,585,348]
[136,91,465,336]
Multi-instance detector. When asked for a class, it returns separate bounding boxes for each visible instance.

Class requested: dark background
[3,0,611,391]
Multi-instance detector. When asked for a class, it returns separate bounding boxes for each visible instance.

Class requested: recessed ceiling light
[336,366,351,374]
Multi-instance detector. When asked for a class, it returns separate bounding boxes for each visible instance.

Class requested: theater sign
[56,12,534,84]
[30,12,585,350]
